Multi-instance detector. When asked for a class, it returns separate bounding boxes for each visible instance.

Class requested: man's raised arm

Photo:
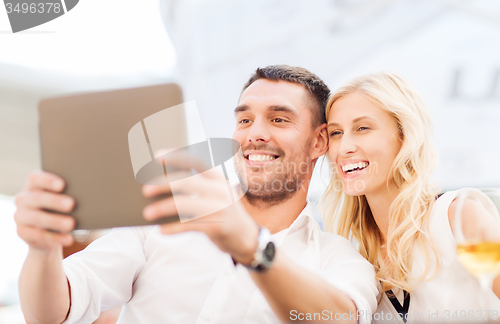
[15,171,75,324]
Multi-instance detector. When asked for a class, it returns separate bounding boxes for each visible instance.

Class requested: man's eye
[239,119,251,124]
[272,118,286,123]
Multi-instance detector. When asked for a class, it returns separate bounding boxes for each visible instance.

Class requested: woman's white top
[374,188,500,323]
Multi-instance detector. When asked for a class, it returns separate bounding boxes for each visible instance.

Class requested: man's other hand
[142,154,259,265]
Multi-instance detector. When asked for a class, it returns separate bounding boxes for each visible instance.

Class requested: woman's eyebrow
[328,116,377,127]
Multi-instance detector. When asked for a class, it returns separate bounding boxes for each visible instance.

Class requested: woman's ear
[311,123,329,160]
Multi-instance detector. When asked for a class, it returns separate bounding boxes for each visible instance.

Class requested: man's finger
[167,195,229,223]
[16,190,75,214]
[158,217,222,234]
[24,171,66,192]
[144,171,229,201]
[142,181,173,198]
[153,150,208,171]
[171,175,229,199]
[15,208,75,233]
[143,194,229,223]
[17,225,74,248]
[159,222,192,235]
[143,196,178,221]
[161,151,214,177]
[142,169,198,197]
[158,150,235,182]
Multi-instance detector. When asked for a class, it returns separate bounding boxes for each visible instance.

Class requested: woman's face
[327,91,402,197]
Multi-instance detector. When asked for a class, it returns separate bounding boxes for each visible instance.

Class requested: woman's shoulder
[434,188,496,228]
[431,188,481,219]
[425,188,497,251]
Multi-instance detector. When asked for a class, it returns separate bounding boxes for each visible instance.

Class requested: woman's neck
[365,185,399,243]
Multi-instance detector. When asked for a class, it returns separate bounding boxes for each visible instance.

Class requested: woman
[321,71,500,323]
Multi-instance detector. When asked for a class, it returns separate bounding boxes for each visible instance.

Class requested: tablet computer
[38,83,186,230]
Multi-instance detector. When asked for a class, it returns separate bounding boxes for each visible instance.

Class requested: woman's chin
[341,179,367,196]
[343,191,365,197]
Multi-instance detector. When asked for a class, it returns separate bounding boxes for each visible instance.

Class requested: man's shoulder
[301,211,358,253]
[317,229,355,248]
[108,224,157,240]
[310,226,373,275]
[313,226,364,259]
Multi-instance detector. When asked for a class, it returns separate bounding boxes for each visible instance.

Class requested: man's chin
[244,189,294,207]
[243,175,307,205]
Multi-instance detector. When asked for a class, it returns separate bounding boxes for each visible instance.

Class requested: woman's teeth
[248,154,277,162]
[342,162,369,173]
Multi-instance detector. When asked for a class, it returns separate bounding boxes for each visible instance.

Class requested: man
[15,65,378,324]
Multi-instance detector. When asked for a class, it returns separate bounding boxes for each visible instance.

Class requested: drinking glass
[453,188,500,318]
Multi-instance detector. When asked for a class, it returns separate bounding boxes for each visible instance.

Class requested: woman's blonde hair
[321,72,440,294]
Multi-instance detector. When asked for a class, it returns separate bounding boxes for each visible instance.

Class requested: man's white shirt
[62,203,378,324]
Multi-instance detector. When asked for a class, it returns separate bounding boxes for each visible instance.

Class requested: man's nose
[339,133,357,156]
[247,118,270,143]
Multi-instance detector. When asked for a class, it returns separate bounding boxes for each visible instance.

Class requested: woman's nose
[338,134,357,156]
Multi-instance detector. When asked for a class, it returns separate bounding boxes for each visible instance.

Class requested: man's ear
[311,123,328,160]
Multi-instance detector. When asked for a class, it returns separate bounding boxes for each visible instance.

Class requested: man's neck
[241,190,308,234]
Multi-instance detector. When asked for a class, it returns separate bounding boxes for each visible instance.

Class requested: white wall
[0,195,27,306]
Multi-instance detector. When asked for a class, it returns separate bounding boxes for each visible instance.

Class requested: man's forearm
[249,251,357,323]
[19,247,71,324]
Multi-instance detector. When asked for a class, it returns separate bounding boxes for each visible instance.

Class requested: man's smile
[244,151,281,167]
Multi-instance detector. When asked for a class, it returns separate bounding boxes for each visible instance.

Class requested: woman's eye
[358,126,370,131]
[329,131,342,137]
[239,119,251,124]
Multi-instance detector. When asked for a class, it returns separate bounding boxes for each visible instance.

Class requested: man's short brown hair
[242,65,330,127]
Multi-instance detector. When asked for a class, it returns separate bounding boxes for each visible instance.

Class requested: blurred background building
[1,0,499,322]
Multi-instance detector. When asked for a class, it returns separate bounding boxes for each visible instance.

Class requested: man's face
[233,79,317,205]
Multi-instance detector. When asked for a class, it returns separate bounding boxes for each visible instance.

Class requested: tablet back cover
[38,83,185,229]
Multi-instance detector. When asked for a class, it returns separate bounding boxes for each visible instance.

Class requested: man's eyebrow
[234,105,248,115]
[234,105,298,116]
[268,105,298,116]
[327,116,377,127]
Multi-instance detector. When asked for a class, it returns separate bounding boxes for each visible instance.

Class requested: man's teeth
[342,162,369,173]
[248,154,277,162]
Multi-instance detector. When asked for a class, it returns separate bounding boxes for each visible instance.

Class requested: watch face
[264,241,276,262]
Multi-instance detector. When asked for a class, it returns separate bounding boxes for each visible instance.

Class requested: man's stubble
[235,138,312,208]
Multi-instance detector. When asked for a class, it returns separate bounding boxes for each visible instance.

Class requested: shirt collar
[271,200,319,247]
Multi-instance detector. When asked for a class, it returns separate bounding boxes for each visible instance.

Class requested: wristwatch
[243,226,276,272]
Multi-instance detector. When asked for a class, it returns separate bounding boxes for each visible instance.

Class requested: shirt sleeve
[62,226,151,324]
[317,234,379,324]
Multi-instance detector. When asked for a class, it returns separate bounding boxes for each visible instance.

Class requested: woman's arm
[449,196,500,298]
